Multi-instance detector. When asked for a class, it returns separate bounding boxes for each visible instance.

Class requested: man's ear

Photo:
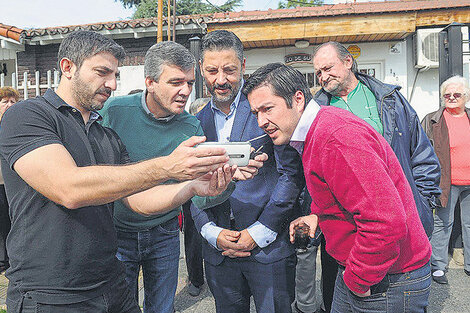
[344,55,354,70]
[59,58,76,80]
[145,77,155,92]
[293,90,306,114]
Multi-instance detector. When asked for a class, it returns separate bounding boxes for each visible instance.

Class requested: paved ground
[1,235,469,312]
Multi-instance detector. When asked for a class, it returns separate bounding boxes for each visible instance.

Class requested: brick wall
[16,34,196,93]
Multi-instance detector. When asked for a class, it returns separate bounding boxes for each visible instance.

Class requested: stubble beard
[207,78,242,107]
[71,72,110,111]
[323,79,342,96]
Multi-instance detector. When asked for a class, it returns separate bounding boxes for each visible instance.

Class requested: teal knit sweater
[100,92,204,231]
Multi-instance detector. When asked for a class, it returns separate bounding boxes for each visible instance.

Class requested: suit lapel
[198,104,218,142]
[229,94,251,142]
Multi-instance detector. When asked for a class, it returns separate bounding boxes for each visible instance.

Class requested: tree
[116,0,242,19]
[278,0,323,9]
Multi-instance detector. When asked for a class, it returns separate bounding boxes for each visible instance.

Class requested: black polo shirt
[0,89,130,305]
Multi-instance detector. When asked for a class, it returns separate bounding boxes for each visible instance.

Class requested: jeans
[116,217,180,313]
[431,185,470,272]
[331,263,431,313]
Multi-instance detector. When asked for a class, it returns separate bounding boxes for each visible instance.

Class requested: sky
[0,0,286,29]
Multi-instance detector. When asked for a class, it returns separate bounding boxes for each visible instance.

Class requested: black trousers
[321,234,338,313]
[182,202,204,287]
[0,184,10,268]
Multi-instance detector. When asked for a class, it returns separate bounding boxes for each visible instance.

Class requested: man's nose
[180,83,192,96]
[216,72,228,85]
[105,77,117,91]
[257,113,268,129]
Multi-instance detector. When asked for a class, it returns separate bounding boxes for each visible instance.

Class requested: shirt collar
[290,99,321,154]
[44,88,69,109]
[141,90,176,122]
[210,80,244,115]
[89,111,101,122]
[43,88,102,121]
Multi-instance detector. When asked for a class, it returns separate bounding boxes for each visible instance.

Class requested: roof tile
[0,23,23,42]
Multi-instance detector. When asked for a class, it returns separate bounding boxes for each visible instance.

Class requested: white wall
[244,41,409,96]
[406,30,470,120]
[115,65,145,96]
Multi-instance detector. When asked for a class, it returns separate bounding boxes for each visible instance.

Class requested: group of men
[0,27,442,313]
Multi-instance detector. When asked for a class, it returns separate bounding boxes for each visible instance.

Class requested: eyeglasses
[443,93,463,100]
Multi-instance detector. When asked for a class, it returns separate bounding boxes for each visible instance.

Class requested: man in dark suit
[190,30,304,313]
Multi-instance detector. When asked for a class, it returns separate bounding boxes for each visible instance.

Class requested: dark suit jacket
[190,93,304,266]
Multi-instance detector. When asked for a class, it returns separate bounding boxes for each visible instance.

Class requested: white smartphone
[198,142,251,167]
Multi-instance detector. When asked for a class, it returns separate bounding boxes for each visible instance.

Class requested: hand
[216,229,250,258]
[237,229,258,251]
[166,136,229,181]
[289,214,318,243]
[190,164,234,197]
[221,229,257,258]
[232,153,268,181]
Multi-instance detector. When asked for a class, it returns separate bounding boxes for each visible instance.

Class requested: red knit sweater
[303,107,431,294]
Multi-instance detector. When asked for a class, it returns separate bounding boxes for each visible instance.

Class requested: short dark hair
[57,30,125,74]
[144,41,195,81]
[243,63,312,108]
[201,30,244,63]
[313,41,358,73]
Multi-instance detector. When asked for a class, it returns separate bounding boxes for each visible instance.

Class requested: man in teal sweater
[101,41,251,313]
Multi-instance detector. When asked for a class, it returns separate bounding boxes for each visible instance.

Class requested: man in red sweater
[243,63,432,313]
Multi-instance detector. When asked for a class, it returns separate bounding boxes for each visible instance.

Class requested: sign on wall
[347,45,361,59]
[285,53,312,65]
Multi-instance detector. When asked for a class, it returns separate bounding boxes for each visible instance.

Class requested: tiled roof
[0,23,23,42]
[22,15,210,39]
[208,0,470,24]
[3,0,469,42]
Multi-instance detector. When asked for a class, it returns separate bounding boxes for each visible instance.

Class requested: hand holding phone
[198,142,251,167]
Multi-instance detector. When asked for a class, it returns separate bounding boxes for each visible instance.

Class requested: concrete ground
[1,235,469,312]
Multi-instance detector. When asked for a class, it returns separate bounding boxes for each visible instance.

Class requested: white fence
[0,70,60,99]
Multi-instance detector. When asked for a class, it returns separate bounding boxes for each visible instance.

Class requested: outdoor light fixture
[294,40,310,49]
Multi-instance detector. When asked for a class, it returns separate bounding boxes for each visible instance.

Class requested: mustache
[96,87,112,96]
[213,83,232,90]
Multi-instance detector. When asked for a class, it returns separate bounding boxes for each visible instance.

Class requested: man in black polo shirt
[0,31,238,313]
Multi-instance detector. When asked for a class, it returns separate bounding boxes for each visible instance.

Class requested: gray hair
[144,41,196,82]
[440,75,470,105]
[243,63,313,108]
[313,41,358,73]
[201,30,244,64]
[57,30,125,74]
